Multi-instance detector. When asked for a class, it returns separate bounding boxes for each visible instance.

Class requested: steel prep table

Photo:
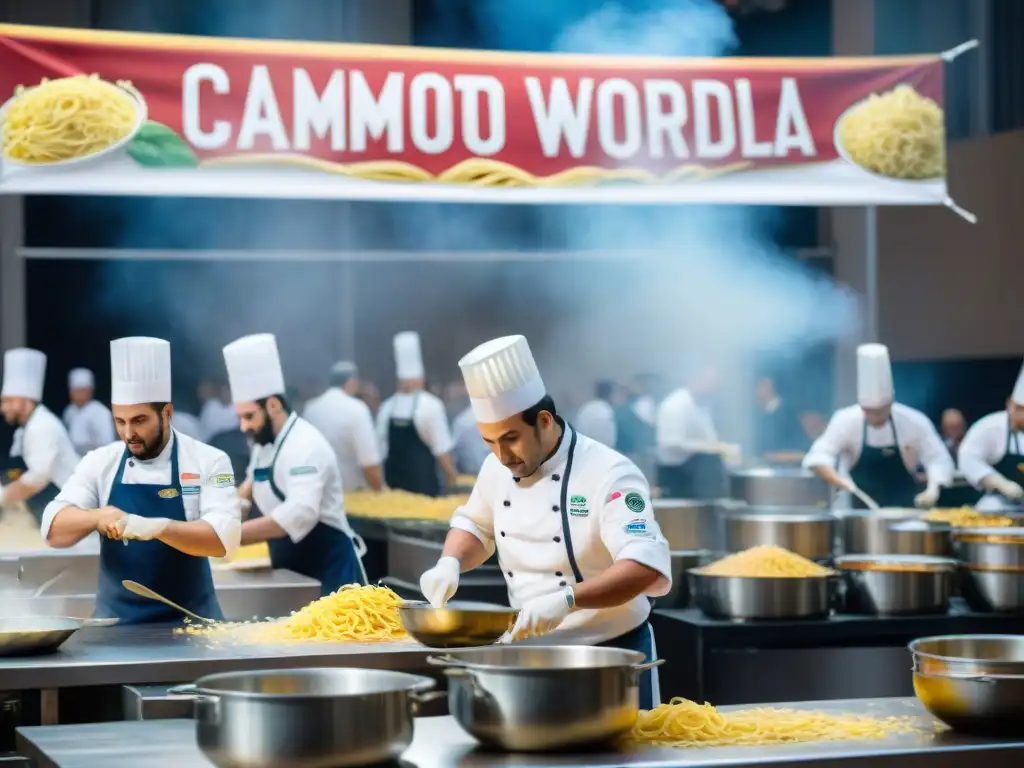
[14,698,1024,768]
[650,599,1024,705]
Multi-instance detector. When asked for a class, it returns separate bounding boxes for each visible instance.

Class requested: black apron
[253,417,366,596]
[615,398,654,455]
[383,394,440,497]
[656,453,727,501]
[3,421,60,521]
[988,416,1024,504]
[849,416,920,509]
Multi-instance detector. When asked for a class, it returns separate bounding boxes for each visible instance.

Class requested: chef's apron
[849,416,920,509]
[551,428,660,710]
[95,438,222,624]
[976,417,1024,512]
[253,417,366,596]
[2,424,60,521]
[656,453,727,501]
[383,394,440,497]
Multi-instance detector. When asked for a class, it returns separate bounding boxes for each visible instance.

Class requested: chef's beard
[245,408,276,446]
[127,420,166,461]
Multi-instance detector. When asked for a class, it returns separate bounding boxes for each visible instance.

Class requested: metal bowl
[840,509,950,555]
[723,510,836,561]
[729,467,830,508]
[954,528,1024,570]
[688,570,833,620]
[427,645,662,751]
[398,601,517,648]
[835,555,956,616]
[960,568,1024,613]
[910,635,1024,735]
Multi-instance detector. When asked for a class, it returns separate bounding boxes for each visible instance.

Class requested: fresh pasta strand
[2,74,140,163]
[698,545,833,578]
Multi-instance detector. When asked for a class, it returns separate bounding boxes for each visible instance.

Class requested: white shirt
[451,425,672,645]
[171,412,204,440]
[40,430,241,557]
[633,395,656,425]
[199,399,239,441]
[246,413,355,543]
[802,403,954,487]
[958,410,1023,494]
[376,391,454,459]
[655,387,718,465]
[62,400,116,456]
[12,405,80,489]
[302,388,381,492]
[576,399,617,448]
[451,406,490,475]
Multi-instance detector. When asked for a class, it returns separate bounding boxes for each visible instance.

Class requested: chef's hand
[419,556,460,608]
[914,484,941,509]
[506,587,574,642]
[720,443,742,464]
[994,476,1024,501]
[118,515,171,542]
[94,506,127,539]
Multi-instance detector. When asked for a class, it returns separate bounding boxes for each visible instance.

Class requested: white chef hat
[1,348,46,401]
[1011,361,1024,405]
[394,332,424,380]
[110,337,171,405]
[223,333,286,404]
[68,368,94,390]
[459,335,546,424]
[331,360,358,377]
[856,343,894,408]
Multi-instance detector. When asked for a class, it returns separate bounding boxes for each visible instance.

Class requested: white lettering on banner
[349,71,404,153]
[692,79,735,159]
[237,65,289,151]
[596,78,642,160]
[293,68,346,151]
[454,75,506,156]
[526,76,594,158]
[775,78,816,157]
[644,79,688,159]
[182,63,231,150]
[410,72,454,155]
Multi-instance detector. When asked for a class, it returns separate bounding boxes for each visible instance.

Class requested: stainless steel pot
[729,468,830,508]
[652,499,718,551]
[658,550,711,609]
[961,567,1024,613]
[835,555,956,616]
[954,528,1024,570]
[170,668,442,768]
[723,510,836,561]
[840,509,950,555]
[688,571,833,620]
[427,646,662,751]
[909,634,1024,735]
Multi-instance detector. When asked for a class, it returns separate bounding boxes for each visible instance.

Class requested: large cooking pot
[652,499,719,551]
[723,509,836,561]
[428,646,662,751]
[729,468,830,508]
[170,668,441,767]
[840,509,950,555]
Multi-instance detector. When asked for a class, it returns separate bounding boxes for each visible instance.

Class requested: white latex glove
[118,515,171,543]
[419,556,460,608]
[720,443,742,464]
[506,587,574,642]
[994,476,1024,501]
[914,484,941,509]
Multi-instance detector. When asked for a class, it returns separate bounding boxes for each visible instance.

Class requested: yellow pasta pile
[345,489,469,521]
[630,698,928,747]
[698,546,832,578]
[837,84,945,180]
[3,74,139,163]
[178,584,408,644]
[923,507,1014,528]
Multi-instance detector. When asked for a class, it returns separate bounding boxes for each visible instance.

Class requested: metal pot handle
[426,654,471,669]
[166,683,198,697]
[167,684,222,724]
[631,659,665,675]
[408,689,447,715]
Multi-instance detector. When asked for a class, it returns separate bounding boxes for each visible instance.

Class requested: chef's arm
[440,528,492,571]
[437,452,458,487]
[361,464,385,491]
[40,457,105,547]
[45,506,102,548]
[237,478,253,518]
[158,520,227,557]
[958,418,1006,490]
[802,414,852,489]
[0,475,49,503]
[240,516,289,545]
[572,560,662,609]
[808,464,853,491]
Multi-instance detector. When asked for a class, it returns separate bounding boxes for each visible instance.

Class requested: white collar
[272,412,299,449]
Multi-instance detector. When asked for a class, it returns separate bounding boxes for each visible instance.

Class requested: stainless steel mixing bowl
[688,570,833,620]
[398,601,517,648]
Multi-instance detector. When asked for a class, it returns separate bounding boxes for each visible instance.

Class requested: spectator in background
[576,380,619,448]
[197,378,238,441]
[940,408,967,461]
[616,374,657,459]
[63,368,115,455]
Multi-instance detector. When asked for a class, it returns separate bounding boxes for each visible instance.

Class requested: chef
[63,368,115,455]
[419,335,671,709]
[0,348,80,518]
[42,337,240,624]
[303,361,384,492]
[225,334,366,593]
[198,379,239,441]
[802,344,953,509]
[576,380,618,447]
[957,363,1024,511]
[376,332,457,496]
[654,364,739,500]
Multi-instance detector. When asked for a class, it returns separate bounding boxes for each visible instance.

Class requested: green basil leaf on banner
[127,121,199,168]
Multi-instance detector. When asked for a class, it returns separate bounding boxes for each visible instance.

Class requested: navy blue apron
[849,416,920,509]
[656,452,727,501]
[95,436,222,624]
[546,427,659,710]
[383,393,440,497]
[253,417,366,596]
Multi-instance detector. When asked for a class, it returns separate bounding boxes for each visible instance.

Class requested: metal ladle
[121,580,216,623]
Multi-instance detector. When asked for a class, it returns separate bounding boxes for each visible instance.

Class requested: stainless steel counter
[14,698,1024,768]
[0,623,430,690]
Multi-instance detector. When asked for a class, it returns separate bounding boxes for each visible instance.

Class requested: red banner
[0,23,953,205]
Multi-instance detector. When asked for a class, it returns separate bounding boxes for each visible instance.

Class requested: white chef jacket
[302,387,381,492]
[957,411,1024,510]
[40,430,241,557]
[576,399,617,448]
[171,412,204,440]
[376,391,454,459]
[802,403,954,487]
[655,387,718,465]
[451,424,672,645]
[62,400,116,456]
[11,405,80,489]
[199,399,239,441]
[633,396,656,425]
[451,406,490,475]
[246,413,356,543]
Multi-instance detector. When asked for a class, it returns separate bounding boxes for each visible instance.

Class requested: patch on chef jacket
[181,472,200,481]
[181,485,200,495]
[623,517,654,539]
[623,492,646,513]
[158,488,179,499]
[289,465,317,476]
[568,494,589,516]
[211,473,234,488]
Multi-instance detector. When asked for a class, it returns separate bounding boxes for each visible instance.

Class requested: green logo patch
[289,465,317,476]
[624,492,646,513]
[568,494,589,517]
[212,473,234,488]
